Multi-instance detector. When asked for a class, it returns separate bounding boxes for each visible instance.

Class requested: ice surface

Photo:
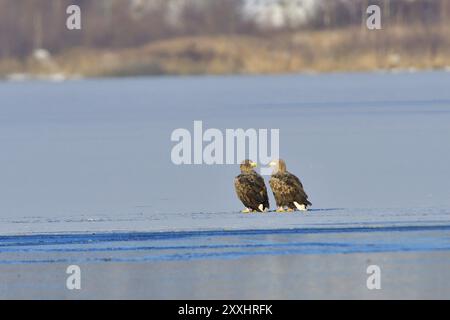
[0,207,449,236]
[2,73,450,300]
[0,71,450,235]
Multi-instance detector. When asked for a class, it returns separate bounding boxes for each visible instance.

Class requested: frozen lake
[0,72,450,298]
[1,71,450,222]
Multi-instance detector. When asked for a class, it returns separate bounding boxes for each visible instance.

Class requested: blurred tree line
[1,0,449,59]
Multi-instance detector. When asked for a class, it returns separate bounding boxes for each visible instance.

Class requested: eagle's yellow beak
[250,162,257,168]
[269,161,276,167]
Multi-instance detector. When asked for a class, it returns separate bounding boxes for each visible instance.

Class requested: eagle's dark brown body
[234,160,270,212]
[269,160,311,210]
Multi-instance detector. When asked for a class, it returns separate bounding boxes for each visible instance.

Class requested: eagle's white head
[269,159,286,173]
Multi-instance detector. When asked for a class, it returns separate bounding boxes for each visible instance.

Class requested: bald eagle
[234,160,270,213]
[269,159,311,212]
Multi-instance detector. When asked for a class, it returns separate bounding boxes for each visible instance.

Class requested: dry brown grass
[2,25,450,78]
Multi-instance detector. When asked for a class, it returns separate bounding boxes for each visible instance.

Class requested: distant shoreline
[3,68,450,83]
[2,68,450,83]
[2,26,450,80]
